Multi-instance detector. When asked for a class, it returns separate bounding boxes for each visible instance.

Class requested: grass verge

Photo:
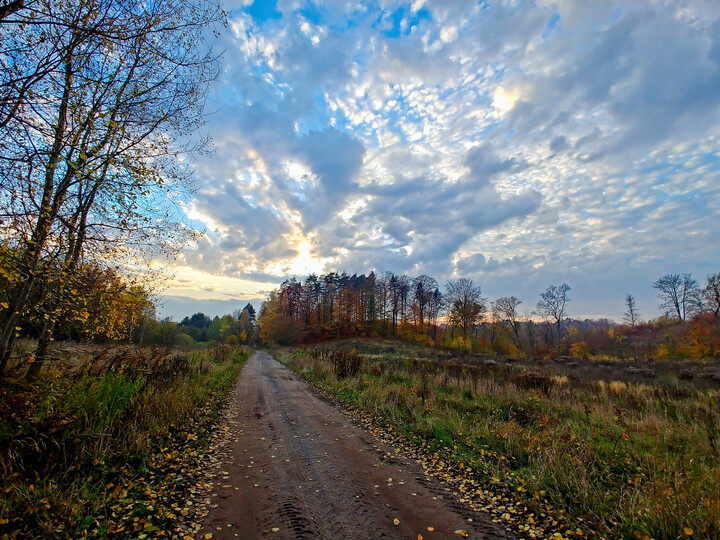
[0,344,249,539]
[276,341,720,540]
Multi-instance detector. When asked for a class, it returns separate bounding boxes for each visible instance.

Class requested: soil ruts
[198,351,513,540]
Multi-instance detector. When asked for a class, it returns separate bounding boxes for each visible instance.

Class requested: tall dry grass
[280,342,720,539]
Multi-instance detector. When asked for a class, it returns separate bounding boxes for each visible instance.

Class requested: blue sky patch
[245,0,282,24]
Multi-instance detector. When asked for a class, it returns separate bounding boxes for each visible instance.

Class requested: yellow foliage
[655,344,673,359]
[22,263,153,342]
[570,341,590,359]
[449,335,472,351]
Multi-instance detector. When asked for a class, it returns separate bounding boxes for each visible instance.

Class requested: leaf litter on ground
[295,375,596,540]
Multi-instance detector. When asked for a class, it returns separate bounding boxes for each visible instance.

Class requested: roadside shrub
[513,369,554,395]
[402,356,416,369]
[332,348,362,378]
[174,333,196,347]
[570,341,591,359]
[82,345,194,385]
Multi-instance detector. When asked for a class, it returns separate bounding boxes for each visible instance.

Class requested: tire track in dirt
[198,351,513,539]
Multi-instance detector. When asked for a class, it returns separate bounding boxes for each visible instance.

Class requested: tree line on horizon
[258,270,720,360]
[1,262,717,379]
[158,304,257,347]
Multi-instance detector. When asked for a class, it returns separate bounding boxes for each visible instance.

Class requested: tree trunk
[0,47,75,380]
[26,317,56,381]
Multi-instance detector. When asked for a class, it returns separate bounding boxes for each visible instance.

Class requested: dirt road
[198,351,513,539]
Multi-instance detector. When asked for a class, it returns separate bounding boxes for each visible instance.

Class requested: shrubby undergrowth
[0,344,248,538]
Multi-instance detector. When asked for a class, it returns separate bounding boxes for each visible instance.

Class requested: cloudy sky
[158,0,720,322]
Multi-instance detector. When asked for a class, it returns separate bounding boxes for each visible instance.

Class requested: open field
[0,344,249,539]
[276,338,720,539]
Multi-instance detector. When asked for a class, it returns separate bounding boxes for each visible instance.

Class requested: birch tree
[0,0,223,378]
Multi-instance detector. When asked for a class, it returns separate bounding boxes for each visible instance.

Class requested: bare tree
[704,272,720,319]
[688,287,706,316]
[445,278,486,337]
[524,312,537,356]
[426,287,443,341]
[388,274,410,332]
[377,271,393,334]
[0,0,24,21]
[534,283,571,347]
[653,273,699,321]
[492,296,523,349]
[623,294,639,326]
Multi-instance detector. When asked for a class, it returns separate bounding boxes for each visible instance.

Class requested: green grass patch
[0,345,249,538]
[275,340,720,540]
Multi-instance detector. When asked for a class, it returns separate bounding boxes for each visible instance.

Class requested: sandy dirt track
[198,351,513,540]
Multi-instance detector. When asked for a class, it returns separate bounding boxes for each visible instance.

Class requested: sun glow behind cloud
[162,0,720,321]
[491,86,519,113]
[264,236,330,277]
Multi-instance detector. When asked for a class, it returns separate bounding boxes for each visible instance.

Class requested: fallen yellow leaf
[393,518,400,526]
[427,526,435,531]
[455,530,469,538]
[418,535,423,540]
[684,528,694,536]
